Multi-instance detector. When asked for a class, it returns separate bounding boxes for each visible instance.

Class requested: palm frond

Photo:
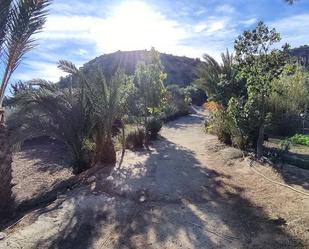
[1,0,51,106]
[0,0,12,53]
[57,60,79,74]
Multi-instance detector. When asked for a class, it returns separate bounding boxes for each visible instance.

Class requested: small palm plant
[0,0,51,218]
[9,79,91,173]
[58,61,131,165]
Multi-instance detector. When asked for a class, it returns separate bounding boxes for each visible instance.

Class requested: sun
[92,1,186,53]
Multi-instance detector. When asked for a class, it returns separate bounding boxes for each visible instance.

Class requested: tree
[9,80,91,173]
[58,61,132,165]
[134,48,167,118]
[0,0,51,219]
[234,22,288,157]
[195,50,245,107]
[268,64,309,135]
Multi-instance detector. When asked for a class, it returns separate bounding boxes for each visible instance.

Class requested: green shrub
[280,138,291,151]
[290,134,309,146]
[146,117,162,140]
[205,109,232,145]
[126,128,145,149]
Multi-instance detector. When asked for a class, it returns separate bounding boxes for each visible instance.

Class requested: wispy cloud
[10,0,309,84]
[270,14,309,47]
[215,4,235,14]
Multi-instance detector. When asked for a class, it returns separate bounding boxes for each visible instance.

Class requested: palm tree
[195,50,245,107]
[58,61,130,165]
[0,0,51,218]
[9,80,92,173]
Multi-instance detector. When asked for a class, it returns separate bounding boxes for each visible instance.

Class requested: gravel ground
[1,115,308,249]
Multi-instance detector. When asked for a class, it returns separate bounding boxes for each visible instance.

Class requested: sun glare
[92,1,186,53]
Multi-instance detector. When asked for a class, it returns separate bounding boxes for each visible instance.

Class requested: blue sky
[11,0,309,86]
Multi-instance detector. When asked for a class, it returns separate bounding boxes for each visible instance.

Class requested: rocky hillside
[59,50,201,88]
[290,45,309,68]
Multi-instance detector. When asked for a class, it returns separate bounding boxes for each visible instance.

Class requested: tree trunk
[0,123,13,219]
[256,124,264,158]
[95,137,116,165]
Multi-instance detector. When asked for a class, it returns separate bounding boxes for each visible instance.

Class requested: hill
[289,45,309,68]
[59,50,201,88]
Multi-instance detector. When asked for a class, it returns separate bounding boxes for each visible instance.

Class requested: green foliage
[125,128,145,149]
[183,85,206,106]
[145,117,162,140]
[163,84,191,120]
[134,48,167,117]
[8,80,92,173]
[234,21,288,157]
[58,61,132,165]
[290,134,309,146]
[0,0,51,108]
[205,109,232,145]
[195,50,244,107]
[280,139,291,152]
[268,64,309,136]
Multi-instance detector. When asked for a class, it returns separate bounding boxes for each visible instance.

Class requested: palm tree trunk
[95,136,116,165]
[0,122,13,219]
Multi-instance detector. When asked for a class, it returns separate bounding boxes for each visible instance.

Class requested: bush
[290,134,309,146]
[183,85,207,106]
[280,138,291,152]
[205,109,232,145]
[146,117,162,140]
[126,128,146,149]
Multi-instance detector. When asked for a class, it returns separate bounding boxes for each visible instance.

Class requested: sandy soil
[1,114,309,249]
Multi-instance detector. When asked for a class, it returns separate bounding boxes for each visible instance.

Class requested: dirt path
[1,115,309,248]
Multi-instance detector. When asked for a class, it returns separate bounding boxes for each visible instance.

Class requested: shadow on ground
[4,136,302,248]
[17,137,71,174]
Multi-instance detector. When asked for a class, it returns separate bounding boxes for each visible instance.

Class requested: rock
[0,232,6,240]
[106,176,114,181]
[90,182,96,191]
[87,176,96,183]
[139,195,146,202]
[220,147,243,161]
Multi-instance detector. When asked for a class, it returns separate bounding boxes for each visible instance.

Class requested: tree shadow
[164,114,203,129]
[16,137,71,174]
[265,147,309,191]
[11,138,302,248]
[2,132,305,248]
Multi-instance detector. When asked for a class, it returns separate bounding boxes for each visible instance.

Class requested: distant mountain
[289,45,309,68]
[59,50,201,88]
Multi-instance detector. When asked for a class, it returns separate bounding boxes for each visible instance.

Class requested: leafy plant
[134,48,167,122]
[195,50,245,107]
[290,134,309,146]
[145,117,162,140]
[234,21,288,157]
[126,128,145,149]
[58,61,132,165]
[280,138,292,151]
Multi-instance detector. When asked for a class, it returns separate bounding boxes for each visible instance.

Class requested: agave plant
[58,60,131,165]
[0,0,51,218]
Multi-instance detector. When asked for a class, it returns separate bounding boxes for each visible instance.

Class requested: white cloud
[270,14,309,47]
[241,18,257,26]
[215,4,235,14]
[31,0,306,81]
[14,61,68,82]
